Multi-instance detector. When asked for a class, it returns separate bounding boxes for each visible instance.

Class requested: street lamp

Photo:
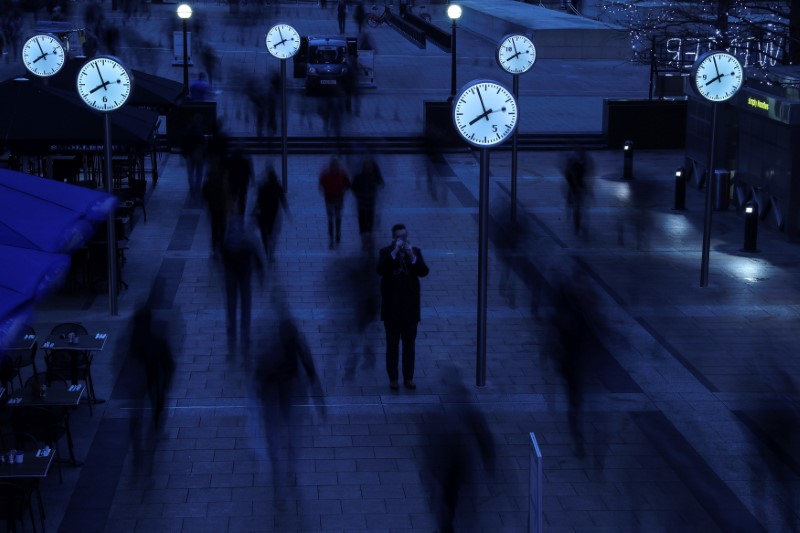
[447,4,462,99]
[177,3,192,95]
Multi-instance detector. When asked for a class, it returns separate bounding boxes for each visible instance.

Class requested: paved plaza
[2,1,799,532]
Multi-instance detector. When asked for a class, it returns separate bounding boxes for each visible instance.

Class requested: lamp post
[447,4,461,99]
[177,3,192,95]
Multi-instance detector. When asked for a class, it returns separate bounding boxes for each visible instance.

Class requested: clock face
[22,34,66,77]
[266,24,301,59]
[691,51,744,102]
[497,34,536,75]
[76,56,133,112]
[453,80,518,147]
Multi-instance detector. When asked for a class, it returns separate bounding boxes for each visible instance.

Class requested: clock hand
[89,81,111,94]
[712,56,721,78]
[509,39,521,60]
[468,109,494,126]
[705,73,724,86]
[32,53,48,63]
[476,87,488,116]
[35,37,46,57]
[95,63,108,89]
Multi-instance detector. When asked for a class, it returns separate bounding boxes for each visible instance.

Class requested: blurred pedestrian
[376,224,429,390]
[319,156,351,249]
[328,255,380,381]
[354,1,366,33]
[1,9,22,63]
[180,114,206,198]
[351,157,384,254]
[221,150,262,357]
[545,266,604,457]
[419,377,496,532]
[128,302,175,473]
[563,147,593,237]
[254,297,324,503]
[202,130,227,257]
[337,0,347,34]
[255,163,290,264]
[190,72,213,102]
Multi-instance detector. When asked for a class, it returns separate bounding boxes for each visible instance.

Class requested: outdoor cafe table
[0,447,55,479]
[6,382,86,467]
[3,333,36,352]
[42,333,107,404]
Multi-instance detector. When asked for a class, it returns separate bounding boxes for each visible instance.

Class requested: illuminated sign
[658,37,783,69]
[747,97,769,111]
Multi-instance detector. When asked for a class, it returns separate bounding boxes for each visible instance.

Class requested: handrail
[386,11,427,49]
[404,12,451,52]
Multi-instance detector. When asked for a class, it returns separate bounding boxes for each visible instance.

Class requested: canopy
[0,78,159,153]
[0,168,117,348]
[26,58,185,113]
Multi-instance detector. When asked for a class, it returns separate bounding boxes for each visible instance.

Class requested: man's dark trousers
[384,320,417,382]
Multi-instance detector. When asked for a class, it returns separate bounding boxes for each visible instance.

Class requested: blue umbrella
[0,168,117,348]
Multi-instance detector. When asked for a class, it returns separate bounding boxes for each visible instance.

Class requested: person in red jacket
[318,157,351,249]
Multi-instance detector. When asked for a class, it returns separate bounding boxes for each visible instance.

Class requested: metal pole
[104,114,118,316]
[511,74,519,222]
[700,103,718,287]
[182,18,189,94]
[648,35,655,100]
[450,19,457,98]
[476,148,489,387]
[281,58,288,192]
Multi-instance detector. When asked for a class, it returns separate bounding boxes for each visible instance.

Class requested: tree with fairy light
[598,0,799,84]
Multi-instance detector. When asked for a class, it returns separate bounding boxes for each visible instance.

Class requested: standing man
[376,224,429,390]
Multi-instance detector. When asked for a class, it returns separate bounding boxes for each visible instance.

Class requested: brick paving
[2,2,799,532]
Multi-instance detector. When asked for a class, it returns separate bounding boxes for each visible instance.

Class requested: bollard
[743,202,759,252]
[713,169,730,211]
[673,166,686,211]
[622,140,634,180]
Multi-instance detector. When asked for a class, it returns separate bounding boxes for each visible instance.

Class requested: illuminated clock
[453,80,518,147]
[496,34,536,75]
[266,23,301,60]
[691,51,744,102]
[76,56,133,112]
[22,34,66,77]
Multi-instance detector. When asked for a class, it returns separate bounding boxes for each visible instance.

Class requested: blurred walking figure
[128,302,176,473]
[563,147,593,237]
[254,297,324,504]
[545,267,602,457]
[221,151,262,357]
[354,1,366,33]
[337,0,347,34]
[202,125,229,256]
[748,367,800,531]
[190,72,213,102]
[420,378,496,532]
[180,115,206,198]
[377,224,429,390]
[332,255,380,381]
[351,157,384,254]
[255,163,290,265]
[319,156,351,249]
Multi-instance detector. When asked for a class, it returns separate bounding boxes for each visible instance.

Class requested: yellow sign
[747,97,769,111]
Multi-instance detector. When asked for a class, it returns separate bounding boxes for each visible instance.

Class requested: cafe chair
[0,481,38,533]
[12,325,39,390]
[44,323,97,415]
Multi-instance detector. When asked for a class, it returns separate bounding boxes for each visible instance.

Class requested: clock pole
[104,113,119,315]
[281,57,288,193]
[511,74,519,222]
[477,147,490,387]
[700,103,718,287]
